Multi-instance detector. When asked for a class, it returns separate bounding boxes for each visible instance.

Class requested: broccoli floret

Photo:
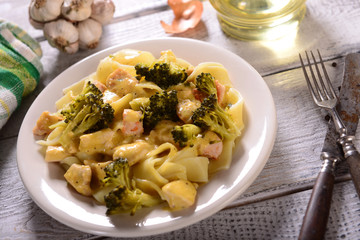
[60,82,103,122]
[102,157,131,187]
[191,94,239,140]
[171,124,202,147]
[105,186,161,216]
[195,72,217,96]
[142,90,179,131]
[135,62,188,89]
[58,81,114,151]
[102,158,161,215]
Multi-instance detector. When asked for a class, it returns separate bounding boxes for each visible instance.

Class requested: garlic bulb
[44,19,79,54]
[28,0,115,53]
[29,0,64,22]
[90,0,115,25]
[78,18,102,49]
[62,0,94,22]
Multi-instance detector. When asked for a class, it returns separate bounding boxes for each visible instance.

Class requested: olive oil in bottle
[209,0,307,40]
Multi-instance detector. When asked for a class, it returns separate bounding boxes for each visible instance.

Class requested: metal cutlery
[298,50,360,240]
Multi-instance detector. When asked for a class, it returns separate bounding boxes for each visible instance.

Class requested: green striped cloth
[0,20,42,129]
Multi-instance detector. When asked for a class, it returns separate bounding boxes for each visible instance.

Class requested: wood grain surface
[1,0,360,239]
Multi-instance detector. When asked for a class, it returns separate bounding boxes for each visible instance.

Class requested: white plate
[17,38,277,237]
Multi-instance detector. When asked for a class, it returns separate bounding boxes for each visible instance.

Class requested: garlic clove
[90,0,115,25]
[62,0,94,22]
[78,18,102,49]
[29,16,45,29]
[64,41,80,54]
[29,0,64,22]
[44,19,79,54]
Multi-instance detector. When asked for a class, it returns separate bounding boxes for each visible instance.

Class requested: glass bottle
[209,0,307,40]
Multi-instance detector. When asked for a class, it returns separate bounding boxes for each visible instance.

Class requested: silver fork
[300,50,346,134]
[298,50,344,240]
[300,51,360,161]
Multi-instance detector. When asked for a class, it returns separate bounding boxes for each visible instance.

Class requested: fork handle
[338,135,360,198]
[298,159,335,240]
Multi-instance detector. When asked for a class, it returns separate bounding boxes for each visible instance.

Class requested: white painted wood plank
[2,0,360,238]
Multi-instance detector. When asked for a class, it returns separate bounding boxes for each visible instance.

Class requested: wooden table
[1,0,360,239]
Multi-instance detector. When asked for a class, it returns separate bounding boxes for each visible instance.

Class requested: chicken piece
[176,99,201,124]
[113,141,154,166]
[45,146,71,162]
[79,128,115,154]
[33,111,62,136]
[84,160,112,189]
[105,68,138,97]
[121,109,144,137]
[162,180,197,210]
[64,164,92,196]
[198,131,223,160]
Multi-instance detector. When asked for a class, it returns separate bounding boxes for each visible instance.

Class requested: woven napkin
[0,20,42,129]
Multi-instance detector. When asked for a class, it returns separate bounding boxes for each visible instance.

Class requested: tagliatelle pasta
[33,49,244,214]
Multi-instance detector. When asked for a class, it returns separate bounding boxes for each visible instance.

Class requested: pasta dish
[33,49,244,215]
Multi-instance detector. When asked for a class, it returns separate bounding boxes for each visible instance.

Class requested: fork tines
[299,50,337,103]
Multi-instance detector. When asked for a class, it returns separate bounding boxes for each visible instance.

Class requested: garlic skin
[90,0,115,25]
[78,18,102,49]
[29,0,64,22]
[62,0,94,22]
[44,19,79,54]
